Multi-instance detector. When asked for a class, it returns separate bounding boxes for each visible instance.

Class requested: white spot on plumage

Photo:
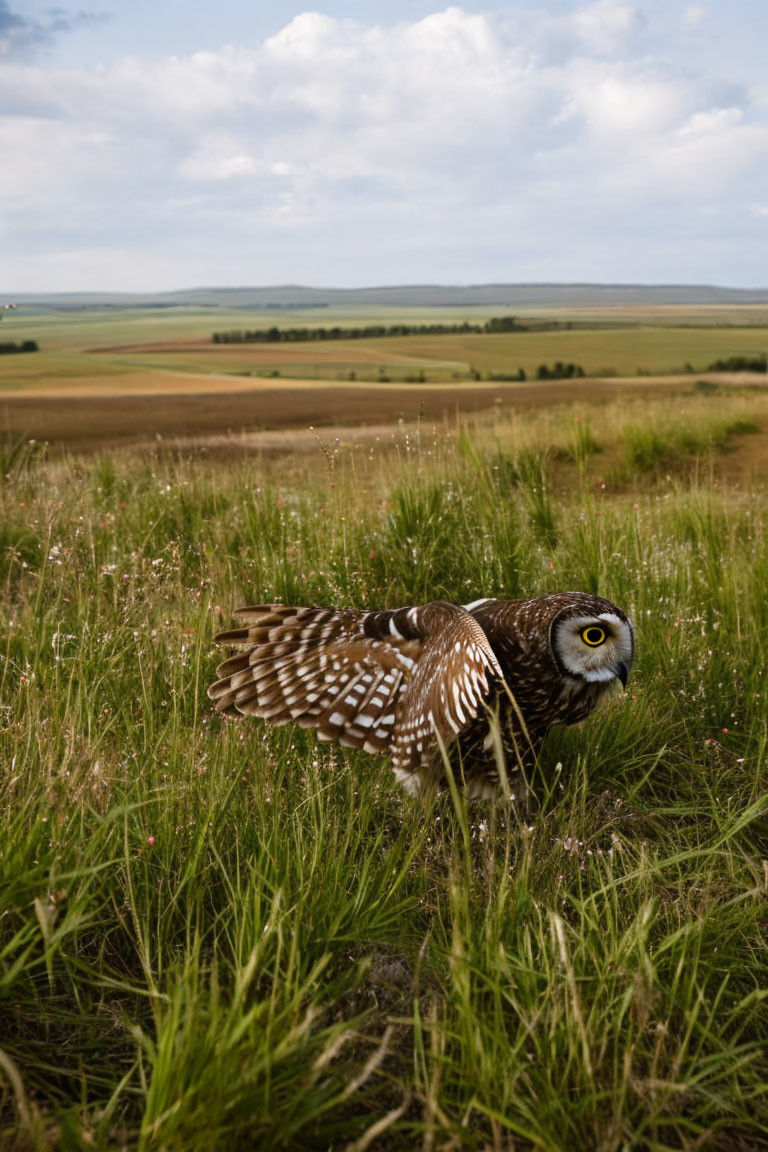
[451,682,466,725]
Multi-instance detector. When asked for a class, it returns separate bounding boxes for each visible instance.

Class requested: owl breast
[444,671,604,797]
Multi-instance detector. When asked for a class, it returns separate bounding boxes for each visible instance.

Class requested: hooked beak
[615,661,630,690]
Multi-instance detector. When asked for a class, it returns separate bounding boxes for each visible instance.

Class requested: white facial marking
[553,611,633,684]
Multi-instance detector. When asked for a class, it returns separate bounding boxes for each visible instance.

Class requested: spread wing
[208,601,503,769]
[209,604,415,755]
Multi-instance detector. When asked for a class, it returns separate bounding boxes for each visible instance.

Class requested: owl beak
[615,660,630,689]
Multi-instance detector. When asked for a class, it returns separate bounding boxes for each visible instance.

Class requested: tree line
[0,340,38,355]
[535,361,585,379]
[706,355,767,373]
[472,362,586,382]
[211,317,530,343]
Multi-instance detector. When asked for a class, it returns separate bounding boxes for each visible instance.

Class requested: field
[3,375,768,1150]
[2,304,768,452]
[4,306,768,390]
[3,304,768,1149]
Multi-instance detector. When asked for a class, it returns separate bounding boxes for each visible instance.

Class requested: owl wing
[208,601,503,763]
[386,602,504,774]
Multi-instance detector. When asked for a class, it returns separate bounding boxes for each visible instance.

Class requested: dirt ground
[0,374,747,453]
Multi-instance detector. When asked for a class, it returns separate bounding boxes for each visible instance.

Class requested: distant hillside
[8,283,768,312]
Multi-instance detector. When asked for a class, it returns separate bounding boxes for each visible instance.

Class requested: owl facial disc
[550,610,634,687]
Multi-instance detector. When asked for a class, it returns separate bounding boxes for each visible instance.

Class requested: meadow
[3,382,768,1150]
[3,304,768,393]
[2,302,767,453]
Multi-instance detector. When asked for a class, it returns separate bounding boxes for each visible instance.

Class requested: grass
[619,416,760,476]
[2,306,768,390]
[66,323,768,383]
[2,392,768,1149]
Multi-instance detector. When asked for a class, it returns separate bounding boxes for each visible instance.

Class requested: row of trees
[0,340,38,355]
[535,361,585,379]
[415,361,585,382]
[707,355,767,373]
[211,317,531,343]
[480,363,585,381]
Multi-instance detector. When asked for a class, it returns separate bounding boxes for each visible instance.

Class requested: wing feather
[389,602,503,777]
[209,601,504,774]
[209,605,416,752]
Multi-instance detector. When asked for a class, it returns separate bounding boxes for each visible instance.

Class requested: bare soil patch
[0,375,713,452]
[2,373,766,458]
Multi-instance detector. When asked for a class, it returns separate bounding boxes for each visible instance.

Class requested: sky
[1,0,767,292]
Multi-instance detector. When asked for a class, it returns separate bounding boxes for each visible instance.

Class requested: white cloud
[178,135,258,182]
[556,61,695,139]
[649,107,768,192]
[1,3,767,290]
[682,5,708,31]
[570,0,645,56]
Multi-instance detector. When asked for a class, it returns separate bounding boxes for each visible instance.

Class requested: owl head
[549,598,634,687]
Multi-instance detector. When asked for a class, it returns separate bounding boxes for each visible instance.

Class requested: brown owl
[208,592,634,798]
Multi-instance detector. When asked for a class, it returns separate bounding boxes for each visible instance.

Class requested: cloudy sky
[2,0,766,291]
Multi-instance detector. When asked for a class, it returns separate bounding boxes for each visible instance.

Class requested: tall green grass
[2,399,768,1149]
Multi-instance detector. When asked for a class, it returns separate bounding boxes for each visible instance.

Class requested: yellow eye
[580,625,607,647]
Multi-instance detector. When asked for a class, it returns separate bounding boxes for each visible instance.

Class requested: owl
[208,592,634,799]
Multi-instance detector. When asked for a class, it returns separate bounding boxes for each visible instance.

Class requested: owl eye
[580,625,607,647]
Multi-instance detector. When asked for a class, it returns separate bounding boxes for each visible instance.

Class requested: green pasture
[1,306,768,390]
[2,389,768,1149]
[95,322,768,383]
